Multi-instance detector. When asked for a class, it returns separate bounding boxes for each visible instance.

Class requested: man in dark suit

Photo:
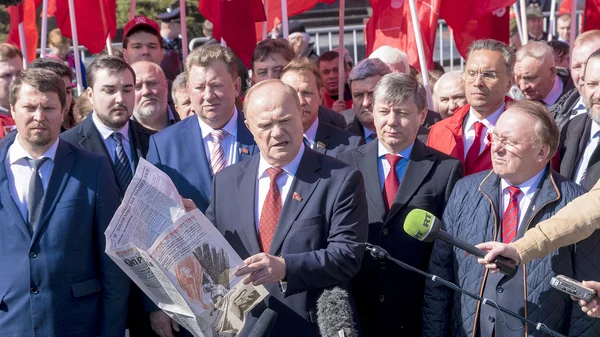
[60,56,157,336]
[205,79,368,337]
[146,44,258,336]
[0,68,129,336]
[280,58,363,157]
[559,49,600,190]
[338,73,463,336]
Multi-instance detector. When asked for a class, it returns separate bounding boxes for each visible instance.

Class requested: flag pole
[129,0,136,20]
[569,0,577,47]
[18,22,28,68]
[40,0,49,58]
[512,4,523,45]
[338,0,345,101]
[281,0,289,39]
[262,0,269,40]
[519,0,528,44]
[106,36,113,55]
[179,0,188,61]
[547,0,556,41]
[407,0,433,110]
[67,0,84,94]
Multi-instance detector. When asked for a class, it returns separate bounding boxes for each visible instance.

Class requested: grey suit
[559,113,600,190]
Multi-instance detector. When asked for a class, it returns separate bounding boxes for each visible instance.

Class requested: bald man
[132,61,178,131]
[205,79,368,337]
[433,71,467,119]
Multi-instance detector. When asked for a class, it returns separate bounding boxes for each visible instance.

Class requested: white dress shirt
[6,136,59,222]
[463,104,505,160]
[198,107,239,166]
[255,144,306,232]
[92,112,135,172]
[377,141,414,189]
[542,76,564,107]
[571,96,587,120]
[500,167,546,231]
[303,117,319,149]
[574,121,600,184]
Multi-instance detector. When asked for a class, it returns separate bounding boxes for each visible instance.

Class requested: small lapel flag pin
[317,141,326,149]
[239,147,249,155]
[293,192,303,202]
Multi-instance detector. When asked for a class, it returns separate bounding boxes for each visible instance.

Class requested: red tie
[258,167,284,252]
[383,154,402,212]
[465,122,485,174]
[502,186,521,243]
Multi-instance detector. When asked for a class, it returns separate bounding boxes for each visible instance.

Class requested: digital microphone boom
[247,309,277,337]
[403,208,517,275]
[317,287,358,337]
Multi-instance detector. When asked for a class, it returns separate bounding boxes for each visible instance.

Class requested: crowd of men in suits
[3,11,600,337]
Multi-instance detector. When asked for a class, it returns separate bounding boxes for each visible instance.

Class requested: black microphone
[247,308,277,337]
[317,287,358,337]
[365,243,567,337]
[403,208,517,275]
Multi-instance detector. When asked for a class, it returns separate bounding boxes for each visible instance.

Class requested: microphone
[247,309,277,337]
[403,209,517,275]
[317,287,358,337]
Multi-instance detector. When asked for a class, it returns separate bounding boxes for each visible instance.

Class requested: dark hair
[123,26,164,49]
[86,55,136,89]
[252,38,295,71]
[317,50,340,67]
[9,68,66,110]
[547,40,570,60]
[29,58,73,80]
[374,72,427,112]
[0,42,23,62]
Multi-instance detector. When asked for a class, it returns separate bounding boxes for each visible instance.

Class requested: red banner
[7,0,40,62]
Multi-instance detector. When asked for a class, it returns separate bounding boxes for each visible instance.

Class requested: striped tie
[501,186,521,243]
[112,132,133,193]
[210,129,228,175]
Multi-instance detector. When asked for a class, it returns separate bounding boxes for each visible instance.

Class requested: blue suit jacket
[146,113,257,213]
[0,138,129,337]
[205,149,369,337]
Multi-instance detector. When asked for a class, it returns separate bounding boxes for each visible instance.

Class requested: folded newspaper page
[105,159,268,337]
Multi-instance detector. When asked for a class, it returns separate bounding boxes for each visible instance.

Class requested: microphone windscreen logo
[403,209,436,242]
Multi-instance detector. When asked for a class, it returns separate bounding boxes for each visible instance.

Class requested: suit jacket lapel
[183,117,212,198]
[236,112,258,161]
[236,156,262,257]
[128,121,142,168]
[78,115,112,158]
[574,116,593,178]
[385,140,434,223]
[269,149,321,255]
[32,140,75,243]
[0,138,31,239]
[355,141,386,220]
[314,121,330,155]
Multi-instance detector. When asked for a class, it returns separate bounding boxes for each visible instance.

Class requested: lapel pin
[239,147,249,155]
[317,141,326,149]
[293,192,303,202]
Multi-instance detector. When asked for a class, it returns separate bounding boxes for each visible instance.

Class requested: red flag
[54,0,117,54]
[258,0,336,37]
[366,0,440,70]
[558,0,572,15]
[440,0,512,59]
[583,0,600,31]
[199,0,266,68]
[7,0,40,62]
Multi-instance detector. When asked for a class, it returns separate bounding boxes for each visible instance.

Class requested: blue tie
[112,132,133,193]
[27,157,49,233]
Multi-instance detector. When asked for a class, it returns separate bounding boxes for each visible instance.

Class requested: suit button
[30,287,39,294]
[489,316,495,323]
[382,228,389,235]
[29,252,37,258]
[379,295,385,302]
[496,286,504,293]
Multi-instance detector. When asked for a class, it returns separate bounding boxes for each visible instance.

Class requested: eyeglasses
[490,133,520,149]
[464,70,501,82]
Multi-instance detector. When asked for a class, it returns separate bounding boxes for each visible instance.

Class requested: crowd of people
[3,5,600,337]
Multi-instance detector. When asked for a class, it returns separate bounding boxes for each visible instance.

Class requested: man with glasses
[423,100,600,337]
[427,39,515,175]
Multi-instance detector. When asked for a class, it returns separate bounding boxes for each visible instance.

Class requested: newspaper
[105,159,268,337]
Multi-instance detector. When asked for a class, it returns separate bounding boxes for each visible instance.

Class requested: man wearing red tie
[427,39,514,175]
[422,101,600,337]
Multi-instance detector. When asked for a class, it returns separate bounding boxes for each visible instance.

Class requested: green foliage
[0,6,10,42]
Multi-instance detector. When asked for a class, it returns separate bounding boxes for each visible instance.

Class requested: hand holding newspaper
[105,159,268,337]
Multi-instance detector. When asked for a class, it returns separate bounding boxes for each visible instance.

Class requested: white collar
[542,75,563,106]
[198,107,238,139]
[591,121,600,141]
[304,117,319,144]
[9,135,60,165]
[258,143,306,179]
[364,126,375,139]
[92,112,131,142]
[377,140,414,159]
[500,167,546,200]
[574,96,586,110]
[465,103,505,133]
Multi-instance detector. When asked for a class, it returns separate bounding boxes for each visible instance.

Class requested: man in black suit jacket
[280,58,362,157]
[338,73,462,336]
[205,79,368,337]
[558,50,600,191]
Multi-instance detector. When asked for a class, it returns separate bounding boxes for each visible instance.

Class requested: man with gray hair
[286,21,319,64]
[171,72,192,120]
[433,71,467,119]
[514,41,574,107]
[132,61,178,131]
[427,39,515,175]
[338,72,462,336]
[368,45,410,74]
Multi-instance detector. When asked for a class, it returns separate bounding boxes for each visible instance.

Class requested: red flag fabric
[199,0,266,68]
[583,0,600,31]
[258,0,336,37]
[54,0,117,54]
[366,0,440,70]
[558,0,572,15]
[7,0,40,62]
[440,1,513,59]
